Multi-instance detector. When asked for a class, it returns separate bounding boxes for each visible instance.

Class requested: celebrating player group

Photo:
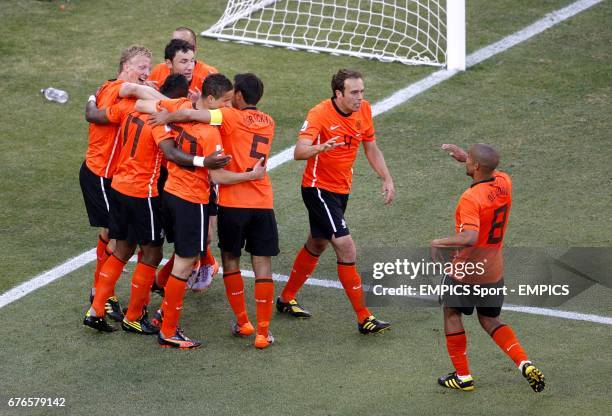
[80,26,544,393]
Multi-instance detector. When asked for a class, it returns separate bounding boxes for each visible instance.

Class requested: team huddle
[80,26,544,392]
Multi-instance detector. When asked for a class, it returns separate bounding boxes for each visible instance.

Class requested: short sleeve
[297,108,323,143]
[151,124,174,145]
[218,107,236,136]
[457,195,480,232]
[361,101,376,142]
[201,127,223,157]
[105,99,132,124]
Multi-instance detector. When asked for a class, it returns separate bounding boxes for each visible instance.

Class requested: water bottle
[41,87,69,104]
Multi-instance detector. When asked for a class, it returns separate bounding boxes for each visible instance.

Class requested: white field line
[0,0,607,327]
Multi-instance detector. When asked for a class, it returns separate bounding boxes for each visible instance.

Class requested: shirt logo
[330,125,340,130]
[300,120,308,132]
[341,219,347,229]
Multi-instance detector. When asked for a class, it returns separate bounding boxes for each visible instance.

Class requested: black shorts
[163,192,210,258]
[79,161,112,228]
[108,188,164,246]
[217,207,279,257]
[442,276,504,318]
[301,187,350,240]
[208,184,218,217]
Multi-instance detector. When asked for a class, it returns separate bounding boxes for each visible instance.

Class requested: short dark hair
[234,73,264,105]
[331,69,363,96]
[174,26,197,46]
[203,73,233,99]
[159,74,189,99]
[164,39,195,61]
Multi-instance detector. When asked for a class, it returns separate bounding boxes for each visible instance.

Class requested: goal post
[202,0,465,70]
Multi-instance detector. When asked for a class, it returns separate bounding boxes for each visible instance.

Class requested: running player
[81,45,165,321]
[146,73,278,349]
[148,27,218,102]
[432,143,545,392]
[277,69,395,334]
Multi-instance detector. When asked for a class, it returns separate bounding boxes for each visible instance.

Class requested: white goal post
[202,0,465,70]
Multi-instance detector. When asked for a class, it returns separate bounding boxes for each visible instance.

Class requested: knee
[306,238,327,256]
[477,314,501,333]
[141,249,163,267]
[334,238,356,263]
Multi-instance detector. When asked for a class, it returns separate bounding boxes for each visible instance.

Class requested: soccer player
[276,69,395,334]
[146,73,278,349]
[81,45,165,322]
[153,74,234,295]
[432,143,545,392]
[148,27,218,102]
[136,74,267,349]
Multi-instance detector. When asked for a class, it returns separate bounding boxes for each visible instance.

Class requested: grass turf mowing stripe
[0,0,606,324]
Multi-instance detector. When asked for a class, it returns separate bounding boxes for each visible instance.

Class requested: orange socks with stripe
[93,235,111,289]
[281,245,319,301]
[491,324,529,367]
[160,275,187,338]
[156,253,175,288]
[91,255,126,317]
[125,262,157,321]
[337,262,371,323]
[223,271,249,325]
[254,277,274,336]
[446,331,471,377]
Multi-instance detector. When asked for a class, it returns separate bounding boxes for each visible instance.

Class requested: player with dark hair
[81,45,166,322]
[276,69,395,334]
[149,27,218,102]
[145,73,278,349]
[432,143,545,392]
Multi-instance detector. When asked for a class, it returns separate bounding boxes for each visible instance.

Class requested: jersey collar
[470,177,495,188]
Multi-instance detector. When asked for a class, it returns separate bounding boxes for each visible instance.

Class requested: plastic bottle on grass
[41,87,69,104]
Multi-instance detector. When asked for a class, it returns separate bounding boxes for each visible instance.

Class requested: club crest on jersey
[300,120,308,132]
[355,119,362,131]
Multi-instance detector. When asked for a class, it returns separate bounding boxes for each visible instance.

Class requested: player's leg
[276,233,326,318]
[158,254,201,349]
[251,255,275,349]
[437,305,475,391]
[478,311,545,392]
[217,207,253,335]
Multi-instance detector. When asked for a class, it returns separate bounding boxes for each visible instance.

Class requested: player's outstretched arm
[363,140,395,205]
[441,144,468,163]
[135,99,159,114]
[158,140,231,169]
[84,98,110,124]
[431,230,478,248]
[147,108,218,126]
[294,138,343,160]
[119,83,166,100]
[209,158,266,185]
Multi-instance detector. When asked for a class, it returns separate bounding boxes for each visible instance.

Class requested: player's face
[207,90,234,109]
[337,77,364,113]
[170,50,195,82]
[125,55,151,84]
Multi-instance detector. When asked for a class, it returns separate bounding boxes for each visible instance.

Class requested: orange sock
[157,253,175,288]
[446,331,471,376]
[93,235,109,289]
[337,262,371,323]
[92,255,126,317]
[125,262,157,321]
[223,271,249,325]
[491,324,529,367]
[254,277,274,336]
[203,244,215,265]
[281,245,319,301]
[160,275,187,338]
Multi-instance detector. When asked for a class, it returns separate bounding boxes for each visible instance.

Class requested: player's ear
[165,59,173,70]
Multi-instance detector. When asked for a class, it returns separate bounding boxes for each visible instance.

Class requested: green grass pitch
[0,1,610,415]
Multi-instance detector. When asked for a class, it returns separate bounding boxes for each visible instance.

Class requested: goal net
[202,0,465,69]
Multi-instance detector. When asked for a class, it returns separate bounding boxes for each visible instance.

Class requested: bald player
[432,143,545,393]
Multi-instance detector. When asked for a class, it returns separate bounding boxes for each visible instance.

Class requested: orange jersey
[105,99,163,198]
[148,60,218,97]
[453,171,513,283]
[152,98,222,204]
[299,99,376,194]
[85,79,125,178]
[217,107,276,209]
